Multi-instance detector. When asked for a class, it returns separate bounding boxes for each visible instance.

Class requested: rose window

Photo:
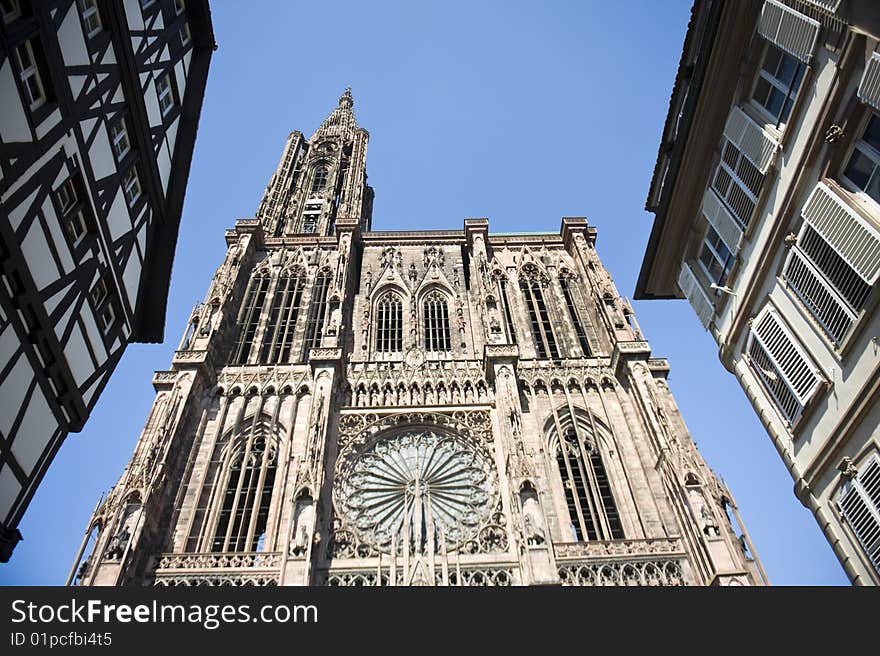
[337,429,494,552]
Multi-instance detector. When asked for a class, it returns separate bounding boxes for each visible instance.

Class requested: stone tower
[70,91,766,586]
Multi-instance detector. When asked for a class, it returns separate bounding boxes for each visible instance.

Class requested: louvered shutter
[838,456,880,575]
[702,188,744,254]
[857,52,880,112]
[757,0,820,64]
[677,262,714,329]
[747,306,822,424]
[805,0,841,11]
[723,106,780,174]
[801,182,880,285]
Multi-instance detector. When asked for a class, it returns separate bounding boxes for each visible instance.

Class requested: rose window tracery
[337,428,495,553]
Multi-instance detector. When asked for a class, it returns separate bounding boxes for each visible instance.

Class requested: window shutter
[702,188,744,255]
[723,106,780,174]
[677,262,714,329]
[838,456,880,575]
[805,0,841,11]
[801,182,880,285]
[747,306,822,423]
[857,51,880,112]
[757,0,820,64]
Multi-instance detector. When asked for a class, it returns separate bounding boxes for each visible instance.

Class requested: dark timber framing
[0,0,215,561]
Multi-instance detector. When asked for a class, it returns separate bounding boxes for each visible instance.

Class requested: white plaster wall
[0,60,31,143]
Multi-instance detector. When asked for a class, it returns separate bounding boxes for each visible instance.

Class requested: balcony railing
[153,551,282,586]
[554,537,687,586]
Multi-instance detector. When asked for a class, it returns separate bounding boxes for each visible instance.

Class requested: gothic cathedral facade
[71,90,766,586]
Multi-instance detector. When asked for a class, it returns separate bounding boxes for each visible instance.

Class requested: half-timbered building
[0,0,214,561]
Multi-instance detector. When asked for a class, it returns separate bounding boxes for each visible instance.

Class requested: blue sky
[0,0,848,585]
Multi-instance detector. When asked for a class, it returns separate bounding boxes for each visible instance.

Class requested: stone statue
[700,503,719,537]
[521,493,546,546]
[106,524,131,560]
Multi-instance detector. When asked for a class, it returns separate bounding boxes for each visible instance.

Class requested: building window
[783,184,876,346]
[745,306,822,426]
[90,276,116,334]
[109,116,131,161]
[711,139,765,229]
[1,0,21,23]
[301,204,320,233]
[554,410,624,542]
[375,291,403,353]
[302,269,330,358]
[156,73,174,117]
[231,274,270,365]
[559,277,591,356]
[697,224,734,285]
[78,0,102,38]
[56,178,78,215]
[259,270,305,364]
[842,112,880,206]
[55,177,93,245]
[519,275,559,359]
[179,21,191,46]
[122,167,141,206]
[310,167,328,194]
[497,276,517,342]
[211,435,277,553]
[751,42,805,129]
[14,40,47,111]
[837,455,880,576]
[423,290,450,351]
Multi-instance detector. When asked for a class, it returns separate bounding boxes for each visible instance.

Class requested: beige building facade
[637,0,880,584]
[70,90,765,586]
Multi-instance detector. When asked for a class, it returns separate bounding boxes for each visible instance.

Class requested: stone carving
[558,559,685,586]
[521,491,546,546]
[380,246,403,271]
[344,360,491,408]
[105,525,130,561]
[423,246,445,269]
[553,537,683,558]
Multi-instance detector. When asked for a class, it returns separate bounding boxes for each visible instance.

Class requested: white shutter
[702,188,743,255]
[801,182,880,285]
[723,106,780,174]
[838,455,880,575]
[805,0,841,11]
[747,306,822,423]
[677,262,714,329]
[758,0,820,64]
[857,51,880,113]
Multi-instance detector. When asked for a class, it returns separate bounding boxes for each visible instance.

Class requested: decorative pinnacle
[339,86,353,109]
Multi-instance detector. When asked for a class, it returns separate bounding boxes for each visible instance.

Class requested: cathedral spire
[310,86,360,140]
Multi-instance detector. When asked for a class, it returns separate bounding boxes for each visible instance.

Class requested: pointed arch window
[211,435,277,553]
[423,290,450,351]
[303,269,330,358]
[310,166,328,194]
[231,273,270,364]
[554,411,623,542]
[376,291,403,353]
[497,276,518,341]
[559,276,592,356]
[260,270,306,364]
[520,277,559,359]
